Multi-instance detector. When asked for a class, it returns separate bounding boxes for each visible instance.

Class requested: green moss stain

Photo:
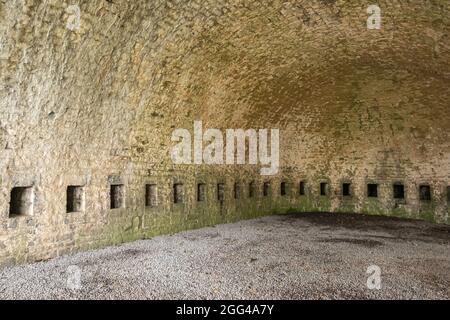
[362,198,386,216]
[337,198,355,213]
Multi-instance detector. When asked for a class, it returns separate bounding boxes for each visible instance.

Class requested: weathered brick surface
[0,0,449,265]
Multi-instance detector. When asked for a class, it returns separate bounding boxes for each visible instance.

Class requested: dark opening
[342,183,351,197]
[299,181,306,196]
[173,183,183,204]
[217,183,225,202]
[9,187,33,217]
[234,183,240,199]
[393,184,405,199]
[263,182,270,197]
[67,186,84,213]
[280,182,287,196]
[248,181,255,198]
[320,182,328,196]
[197,183,206,202]
[145,184,157,207]
[447,186,450,202]
[419,185,431,201]
[367,184,378,198]
[110,184,124,209]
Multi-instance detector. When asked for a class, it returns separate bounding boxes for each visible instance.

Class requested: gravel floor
[0,212,449,300]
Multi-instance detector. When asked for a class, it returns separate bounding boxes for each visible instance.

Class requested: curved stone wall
[0,0,449,265]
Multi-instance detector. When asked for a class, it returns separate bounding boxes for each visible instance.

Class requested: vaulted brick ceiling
[1,0,449,176]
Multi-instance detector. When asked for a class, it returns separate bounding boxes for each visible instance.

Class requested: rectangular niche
[367,184,378,198]
[217,183,225,202]
[248,181,255,198]
[145,184,157,207]
[9,187,34,218]
[393,183,405,200]
[299,181,306,196]
[419,185,431,201]
[173,183,184,204]
[197,183,206,202]
[342,183,351,197]
[110,184,125,209]
[320,182,328,196]
[66,186,85,213]
[263,181,270,197]
[234,182,241,199]
[280,182,287,196]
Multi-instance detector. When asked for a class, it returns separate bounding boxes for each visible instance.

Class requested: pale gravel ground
[0,212,449,300]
